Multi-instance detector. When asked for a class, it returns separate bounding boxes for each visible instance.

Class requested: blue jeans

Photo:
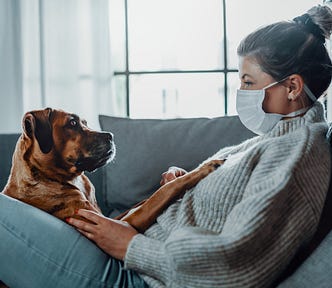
[0,194,148,288]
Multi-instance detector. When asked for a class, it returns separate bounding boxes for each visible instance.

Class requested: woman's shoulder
[265,120,329,153]
[285,121,329,155]
[247,120,330,179]
[262,121,331,192]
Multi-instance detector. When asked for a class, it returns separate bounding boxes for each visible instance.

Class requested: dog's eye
[69,119,78,127]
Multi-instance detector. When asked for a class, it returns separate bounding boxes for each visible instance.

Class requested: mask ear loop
[263,80,280,90]
[277,76,317,104]
[263,76,290,91]
[303,84,317,102]
[287,83,315,111]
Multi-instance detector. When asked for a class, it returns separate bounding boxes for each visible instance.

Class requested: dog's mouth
[75,143,115,172]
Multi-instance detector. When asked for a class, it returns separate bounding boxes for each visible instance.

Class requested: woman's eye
[243,81,252,88]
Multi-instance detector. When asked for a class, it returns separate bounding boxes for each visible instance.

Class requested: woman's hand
[160,166,188,185]
[66,210,138,260]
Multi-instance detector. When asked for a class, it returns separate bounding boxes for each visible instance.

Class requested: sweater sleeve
[124,172,320,287]
[198,135,261,167]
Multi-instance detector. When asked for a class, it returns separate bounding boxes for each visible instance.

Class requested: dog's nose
[103,132,113,142]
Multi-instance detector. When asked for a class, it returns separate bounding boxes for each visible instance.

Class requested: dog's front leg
[121,159,224,233]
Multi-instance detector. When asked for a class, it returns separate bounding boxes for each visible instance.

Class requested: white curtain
[0,0,117,133]
[0,0,23,133]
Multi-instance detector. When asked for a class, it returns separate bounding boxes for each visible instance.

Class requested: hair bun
[293,13,325,43]
[307,5,332,40]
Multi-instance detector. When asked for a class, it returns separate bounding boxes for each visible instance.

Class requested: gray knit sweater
[124,102,331,288]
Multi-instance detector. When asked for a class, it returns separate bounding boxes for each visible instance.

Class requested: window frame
[113,0,237,117]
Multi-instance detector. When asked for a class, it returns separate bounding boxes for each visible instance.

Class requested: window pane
[112,75,127,116]
[227,72,240,116]
[109,0,126,71]
[128,0,223,71]
[129,73,225,118]
[226,0,322,69]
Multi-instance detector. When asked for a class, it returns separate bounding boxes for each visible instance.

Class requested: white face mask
[236,79,315,135]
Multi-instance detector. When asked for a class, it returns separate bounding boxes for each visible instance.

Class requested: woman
[1,5,332,288]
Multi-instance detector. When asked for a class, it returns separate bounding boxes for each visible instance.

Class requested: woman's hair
[237,5,332,99]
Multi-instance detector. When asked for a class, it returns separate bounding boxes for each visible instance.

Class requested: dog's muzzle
[75,132,115,172]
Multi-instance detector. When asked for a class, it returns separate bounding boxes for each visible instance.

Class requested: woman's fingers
[66,217,95,233]
[160,167,179,185]
[68,212,138,260]
[66,209,105,233]
[160,173,176,185]
[160,167,188,185]
[77,228,94,240]
[76,209,102,224]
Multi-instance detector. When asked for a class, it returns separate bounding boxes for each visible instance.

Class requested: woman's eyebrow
[241,73,253,79]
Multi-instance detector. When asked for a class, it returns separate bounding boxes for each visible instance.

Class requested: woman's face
[238,56,291,114]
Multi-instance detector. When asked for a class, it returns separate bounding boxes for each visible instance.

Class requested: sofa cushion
[99,115,255,217]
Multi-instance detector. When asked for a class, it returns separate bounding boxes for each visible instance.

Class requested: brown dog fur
[1,108,115,221]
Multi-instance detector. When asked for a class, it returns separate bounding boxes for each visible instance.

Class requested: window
[109,0,322,119]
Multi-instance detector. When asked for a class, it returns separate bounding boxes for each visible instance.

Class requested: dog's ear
[23,113,35,139]
[22,108,53,154]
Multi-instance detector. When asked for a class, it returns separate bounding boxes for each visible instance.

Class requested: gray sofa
[1,114,332,287]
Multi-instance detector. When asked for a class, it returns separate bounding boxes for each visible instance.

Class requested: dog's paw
[205,159,225,170]
[196,159,225,177]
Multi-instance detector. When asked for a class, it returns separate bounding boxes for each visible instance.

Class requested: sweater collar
[265,101,326,137]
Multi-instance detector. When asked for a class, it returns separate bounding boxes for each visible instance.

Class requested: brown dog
[2,108,115,220]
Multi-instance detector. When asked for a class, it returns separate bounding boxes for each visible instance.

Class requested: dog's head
[20,108,115,179]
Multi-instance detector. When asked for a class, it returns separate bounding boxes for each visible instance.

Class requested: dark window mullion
[222,0,228,115]
[124,0,130,116]
[39,0,46,107]
[114,69,238,76]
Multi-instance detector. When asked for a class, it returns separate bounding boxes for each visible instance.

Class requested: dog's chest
[71,176,90,199]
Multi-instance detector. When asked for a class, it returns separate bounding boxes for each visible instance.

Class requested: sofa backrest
[0,134,20,191]
[98,114,256,217]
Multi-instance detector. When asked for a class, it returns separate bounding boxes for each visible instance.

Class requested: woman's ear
[287,74,304,101]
